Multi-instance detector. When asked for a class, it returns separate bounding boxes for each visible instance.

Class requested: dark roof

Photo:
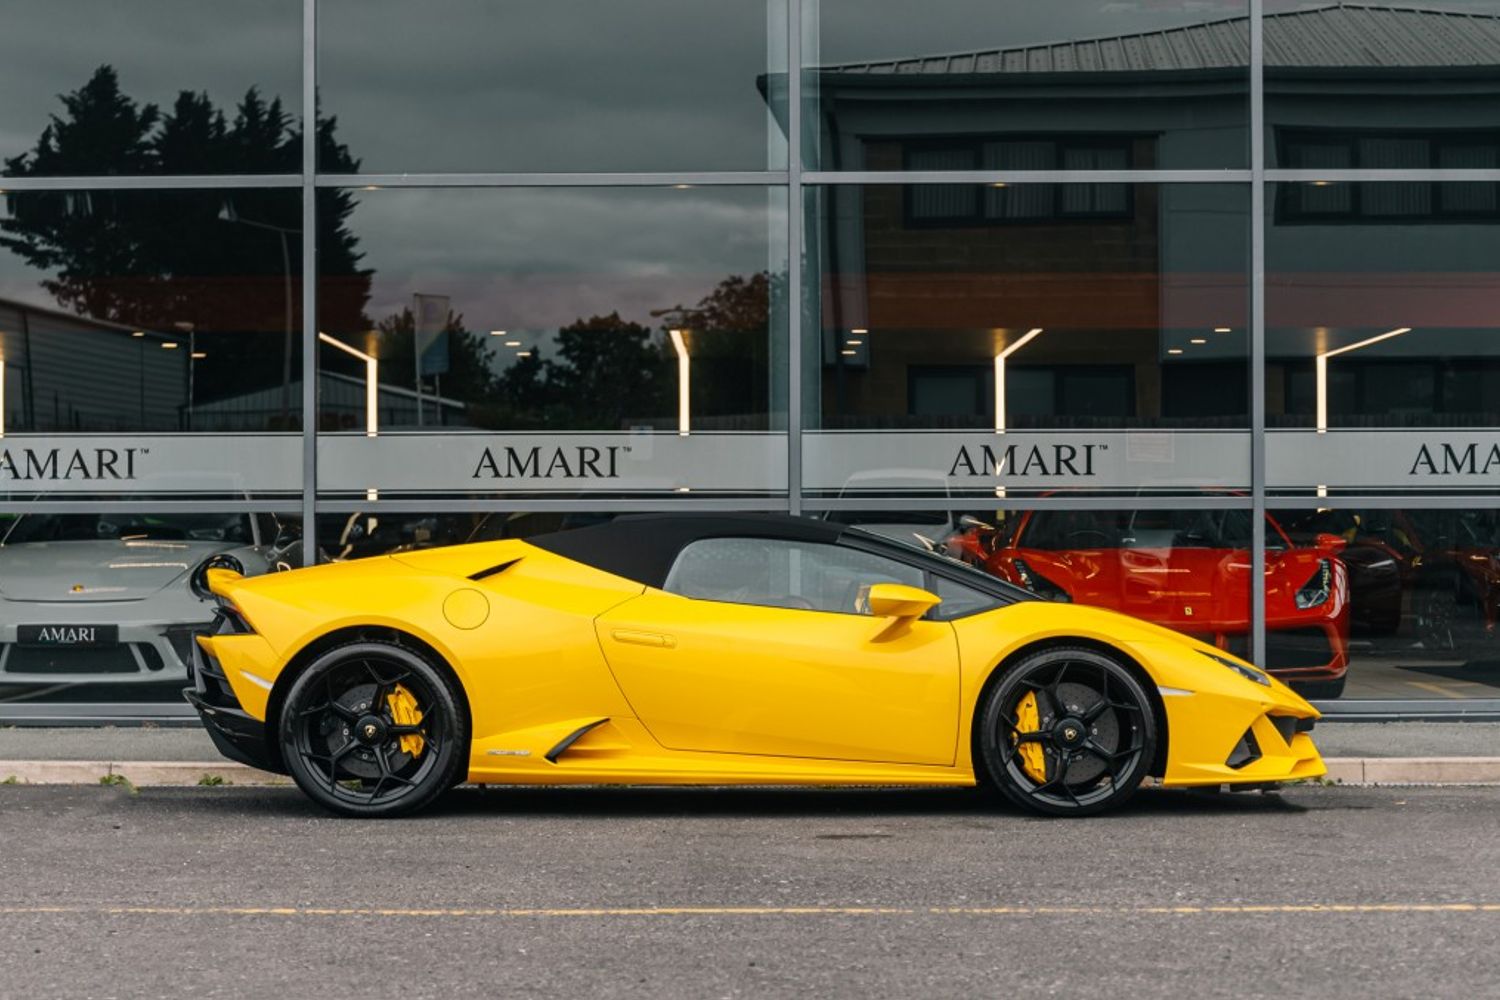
[527,513,847,589]
[816,4,1500,78]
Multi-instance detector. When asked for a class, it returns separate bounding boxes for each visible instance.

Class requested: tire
[279,641,468,818]
[1291,676,1346,701]
[976,646,1157,817]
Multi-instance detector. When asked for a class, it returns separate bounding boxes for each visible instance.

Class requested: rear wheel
[977,646,1156,817]
[279,641,468,818]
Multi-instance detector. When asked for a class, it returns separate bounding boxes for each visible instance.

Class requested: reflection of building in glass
[0,297,186,432]
[193,373,465,432]
[783,4,1500,431]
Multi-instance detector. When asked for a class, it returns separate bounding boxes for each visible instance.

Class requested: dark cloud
[347,186,785,333]
[0,0,301,165]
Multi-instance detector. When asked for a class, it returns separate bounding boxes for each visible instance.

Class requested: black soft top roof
[526,512,1030,604]
[527,513,847,589]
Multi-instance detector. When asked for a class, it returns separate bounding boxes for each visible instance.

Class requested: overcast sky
[346,185,783,337]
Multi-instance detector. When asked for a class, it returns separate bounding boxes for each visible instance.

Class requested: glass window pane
[0,188,303,499]
[807,0,1249,170]
[318,0,788,173]
[316,186,788,500]
[1267,182,1500,496]
[0,507,301,705]
[1266,1,1500,167]
[804,183,1250,499]
[0,0,302,176]
[1271,506,1500,701]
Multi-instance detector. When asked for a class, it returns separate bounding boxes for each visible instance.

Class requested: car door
[595,536,960,766]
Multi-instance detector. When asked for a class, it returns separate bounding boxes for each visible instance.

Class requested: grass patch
[99,773,137,794]
[197,774,229,787]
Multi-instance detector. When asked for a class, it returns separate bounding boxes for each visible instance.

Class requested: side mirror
[1314,532,1348,554]
[862,582,941,620]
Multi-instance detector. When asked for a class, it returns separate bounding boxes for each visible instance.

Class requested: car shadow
[157,781,1311,821]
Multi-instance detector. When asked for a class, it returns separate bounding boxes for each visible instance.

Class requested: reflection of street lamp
[993,328,1044,433]
[668,329,690,436]
[173,321,196,429]
[219,200,298,426]
[1315,326,1412,497]
[1316,327,1412,434]
[319,332,379,501]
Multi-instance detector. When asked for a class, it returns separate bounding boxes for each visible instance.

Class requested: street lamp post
[218,201,298,427]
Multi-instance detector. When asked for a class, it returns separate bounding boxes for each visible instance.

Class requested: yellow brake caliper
[386,684,425,757]
[1013,691,1048,783]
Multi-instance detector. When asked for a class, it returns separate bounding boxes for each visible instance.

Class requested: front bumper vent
[1226,727,1262,769]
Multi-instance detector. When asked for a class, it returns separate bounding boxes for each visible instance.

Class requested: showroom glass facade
[2,0,1500,716]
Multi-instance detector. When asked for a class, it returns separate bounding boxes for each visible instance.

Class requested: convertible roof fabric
[526,513,846,589]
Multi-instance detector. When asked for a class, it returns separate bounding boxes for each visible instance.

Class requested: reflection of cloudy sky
[318,0,785,173]
[0,0,301,168]
[342,186,785,354]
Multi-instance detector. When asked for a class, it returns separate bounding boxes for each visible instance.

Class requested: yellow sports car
[185,514,1325,818]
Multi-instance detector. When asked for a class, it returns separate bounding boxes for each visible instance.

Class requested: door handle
[611,629,677,648]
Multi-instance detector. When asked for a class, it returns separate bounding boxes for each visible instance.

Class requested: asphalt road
[2,784,1498,999]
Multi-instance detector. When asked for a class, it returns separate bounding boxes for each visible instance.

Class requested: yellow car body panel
[198,537,1324,790]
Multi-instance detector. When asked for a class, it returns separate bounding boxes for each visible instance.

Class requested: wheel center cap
[1053,717,1087,748]
[354,715,388,746]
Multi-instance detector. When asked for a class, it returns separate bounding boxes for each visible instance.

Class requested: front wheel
[279,641,468,818]
[976,647,1157,817]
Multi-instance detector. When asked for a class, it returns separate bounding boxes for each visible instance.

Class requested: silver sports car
[0,512,296,686]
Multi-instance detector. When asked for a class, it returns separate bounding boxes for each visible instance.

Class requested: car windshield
[844,527,1033,601]
[1018,509,1256,550]
[2,513,254,545]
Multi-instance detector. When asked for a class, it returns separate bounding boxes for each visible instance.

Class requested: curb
[0,760,290,787]
[2,757,1500,788]
[1322,756,1500,786]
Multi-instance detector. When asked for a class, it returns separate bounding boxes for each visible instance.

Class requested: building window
[905,138,1134,225]
[1277,130,1500,222]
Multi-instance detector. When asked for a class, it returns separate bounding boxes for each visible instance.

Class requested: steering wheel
[1066,529,1113,544]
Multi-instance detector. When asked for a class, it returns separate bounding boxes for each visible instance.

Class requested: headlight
[190,553,244,600]
[1011,558,1071,602]
[1198,648,1270,686]
[1294,559,1333,609]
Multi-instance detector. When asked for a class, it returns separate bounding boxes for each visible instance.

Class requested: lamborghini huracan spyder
[185,514,1324,818]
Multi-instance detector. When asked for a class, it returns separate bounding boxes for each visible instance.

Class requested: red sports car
[979,508,1351,698]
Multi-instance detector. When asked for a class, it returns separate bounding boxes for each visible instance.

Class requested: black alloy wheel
[977,646,1157,817]
[279,641,467,818]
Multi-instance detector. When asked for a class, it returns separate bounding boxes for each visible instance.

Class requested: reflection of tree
[0,66,369,425]
[657,271,774,425]
[369,307,502,404]
[466,273,773,431]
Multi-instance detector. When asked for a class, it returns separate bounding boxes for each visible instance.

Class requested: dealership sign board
[7,429,1500,496]
[1265,430,1500,491]
[802,431,1251,494]
[0,434,301,494]
[319,431,788,494]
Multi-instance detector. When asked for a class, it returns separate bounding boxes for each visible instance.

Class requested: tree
[544,313,675,429]
[0,66,371,427]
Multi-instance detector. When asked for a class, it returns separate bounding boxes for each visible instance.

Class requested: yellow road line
[1405,681,1466,700]
[1,903,1499,919]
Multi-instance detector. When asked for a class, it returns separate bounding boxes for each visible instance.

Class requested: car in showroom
[0,512,296,687]
[186,513,1324,819]
[981,508,1352,699]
